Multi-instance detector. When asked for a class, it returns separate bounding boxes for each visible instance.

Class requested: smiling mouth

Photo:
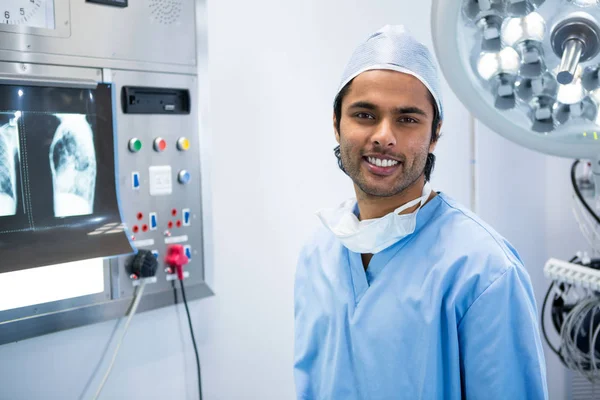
[365,156,400,168]
[362,155,402,177]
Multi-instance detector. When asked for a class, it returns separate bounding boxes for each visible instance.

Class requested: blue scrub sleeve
[458,265,549,400]
[293,249,316,400]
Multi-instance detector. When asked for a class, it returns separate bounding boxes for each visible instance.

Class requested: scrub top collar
[347,192,444,303]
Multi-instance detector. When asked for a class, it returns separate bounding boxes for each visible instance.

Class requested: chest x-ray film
[0,83,133,273]
[0,113,20,217]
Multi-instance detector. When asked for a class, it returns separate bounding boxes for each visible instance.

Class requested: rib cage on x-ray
[49,114,97,218]
[0,114,20,217]
[0,113,97,220]
[0,83,133,274]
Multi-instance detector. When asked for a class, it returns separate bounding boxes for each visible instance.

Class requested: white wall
[1,1,578,400]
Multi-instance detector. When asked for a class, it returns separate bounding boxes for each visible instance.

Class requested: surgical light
[432,0,600,384]
[570,0,598,7]
[431,0,600,159]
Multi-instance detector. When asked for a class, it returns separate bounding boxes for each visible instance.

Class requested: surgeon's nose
[372,120,396,148]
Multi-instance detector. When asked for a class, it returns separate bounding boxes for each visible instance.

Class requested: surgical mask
[316,182,432,254]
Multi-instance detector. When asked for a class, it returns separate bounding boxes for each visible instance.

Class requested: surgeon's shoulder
[297,223,340,264]
[433,193,528,291]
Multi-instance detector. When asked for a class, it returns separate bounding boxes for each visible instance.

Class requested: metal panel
[0,281,212,346]
[572,372,600,399]
[0,61,214,342]
[108,69,206,300]
[194,0,214,288]
[0,61,102,85]
[0,0,197,72]
[0,2,70,38]
[0,0,213,343]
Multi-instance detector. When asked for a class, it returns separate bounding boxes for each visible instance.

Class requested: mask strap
[420,181,432,206]
[394,182,432,214]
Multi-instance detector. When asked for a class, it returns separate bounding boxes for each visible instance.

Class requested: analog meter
[1,0,55,30]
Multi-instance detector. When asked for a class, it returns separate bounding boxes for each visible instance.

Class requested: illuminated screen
[40,113,97,218]
[0,258,104,312]
[0,84,133,273]
[0,113,20,217]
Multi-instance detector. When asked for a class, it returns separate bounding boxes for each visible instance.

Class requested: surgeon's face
[334,70,438,198]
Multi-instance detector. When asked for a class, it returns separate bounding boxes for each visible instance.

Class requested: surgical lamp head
[431,0,600,161]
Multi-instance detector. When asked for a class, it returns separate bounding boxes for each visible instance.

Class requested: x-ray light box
[0,258,104,312]
[0,82,133,274]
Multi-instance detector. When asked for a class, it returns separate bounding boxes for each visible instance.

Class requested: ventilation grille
[149,0,183,25]
[573,373,600,400]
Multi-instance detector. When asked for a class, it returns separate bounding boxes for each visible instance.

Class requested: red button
[176,220,182,228]
[142,224,149,232]
[168,221,174,229]
[133,225,139,233]
[154,137,167,152]
[137,212,143,220]
[171,209,177,216]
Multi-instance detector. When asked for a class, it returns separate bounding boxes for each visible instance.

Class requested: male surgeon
[294,25,548,399]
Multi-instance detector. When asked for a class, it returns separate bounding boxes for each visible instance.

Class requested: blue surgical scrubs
[294,193,548,400]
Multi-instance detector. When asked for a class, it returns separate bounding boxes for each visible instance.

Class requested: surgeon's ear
[333,112,340,144]
[429,121,442,153]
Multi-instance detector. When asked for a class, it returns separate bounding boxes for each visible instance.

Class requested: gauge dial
[1,0,55,30]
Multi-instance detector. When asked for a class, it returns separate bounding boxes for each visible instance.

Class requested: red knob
[165,244,189,280]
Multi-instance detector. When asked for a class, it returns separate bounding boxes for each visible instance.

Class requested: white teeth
[367,157,398,167]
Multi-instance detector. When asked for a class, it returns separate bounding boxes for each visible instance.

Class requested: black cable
[542,256,579,368]
[571,159,600,225]
[172,280,178,305]
[180,279,203,400]
[542,282,566,364]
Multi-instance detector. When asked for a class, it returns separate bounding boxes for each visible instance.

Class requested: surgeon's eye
[354,112,375,120]
[398,117,419,124]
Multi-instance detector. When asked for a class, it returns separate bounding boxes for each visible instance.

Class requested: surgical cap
[336,25,444,121]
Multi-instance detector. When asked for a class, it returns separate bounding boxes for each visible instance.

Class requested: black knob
[128,250,158,278]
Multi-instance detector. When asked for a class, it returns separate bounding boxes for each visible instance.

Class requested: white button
[149,166,172,196]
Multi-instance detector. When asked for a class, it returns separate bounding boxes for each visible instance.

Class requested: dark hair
[333,79,441,181]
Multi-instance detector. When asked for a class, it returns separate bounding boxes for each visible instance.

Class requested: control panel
[0,0,212,345]
[110,69,205,297]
